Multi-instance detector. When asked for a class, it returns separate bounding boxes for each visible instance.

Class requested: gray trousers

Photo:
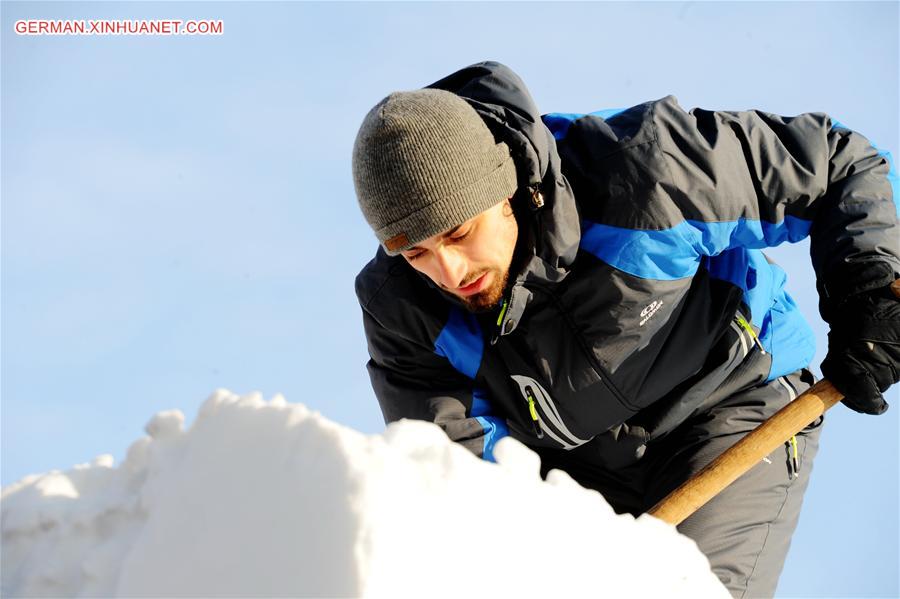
[649,368,823,598]
[539,368,823,598]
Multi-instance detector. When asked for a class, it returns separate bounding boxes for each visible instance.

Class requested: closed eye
[450,228,471,241]
[405,225,471,262]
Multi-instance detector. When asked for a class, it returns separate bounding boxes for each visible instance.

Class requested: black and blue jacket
[354,61,900,469]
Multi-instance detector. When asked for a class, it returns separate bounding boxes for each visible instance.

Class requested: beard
[457,267,510,313]
[458,227,531,313]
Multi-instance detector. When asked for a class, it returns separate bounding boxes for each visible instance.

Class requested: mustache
[444,270,490,290]
[462,272,488,287]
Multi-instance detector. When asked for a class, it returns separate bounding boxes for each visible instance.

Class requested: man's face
[401,197,519,313]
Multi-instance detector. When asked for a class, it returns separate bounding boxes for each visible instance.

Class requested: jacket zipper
[735,313,766,354]
[491,298,543,439]
[490,183,544,346]
[492,295,591,448]
[529,184,545,257]
[523,385,545,439]
[490,298,509,345]
[527,284,636,413]
[788,435,800,478]
[513,376,590,449]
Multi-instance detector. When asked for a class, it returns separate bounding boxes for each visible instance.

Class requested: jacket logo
[639,300,663,326]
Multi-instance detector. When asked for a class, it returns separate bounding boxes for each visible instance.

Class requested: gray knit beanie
[352,88,518,255]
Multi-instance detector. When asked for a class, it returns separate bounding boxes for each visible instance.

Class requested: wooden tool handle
[649,278,899,526]
[648,379,843,526]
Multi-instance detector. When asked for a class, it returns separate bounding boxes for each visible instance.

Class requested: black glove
[820,272,900,415]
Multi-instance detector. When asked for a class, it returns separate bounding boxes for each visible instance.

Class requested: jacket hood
[422,60,582,338]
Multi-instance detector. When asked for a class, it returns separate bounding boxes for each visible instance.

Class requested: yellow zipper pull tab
[790,435,800,479]
[496,298,509,327]
[491,299,509,346]
[736,315,767,355]
[524,385,544,439]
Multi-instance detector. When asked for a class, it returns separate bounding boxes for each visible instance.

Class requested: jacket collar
[424,60,582,339]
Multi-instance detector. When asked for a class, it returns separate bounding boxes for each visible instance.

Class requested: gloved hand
[820,278,900,415]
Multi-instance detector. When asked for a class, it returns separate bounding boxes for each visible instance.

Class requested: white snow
[1,390,728,598]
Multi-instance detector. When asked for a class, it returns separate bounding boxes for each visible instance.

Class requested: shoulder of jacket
[639,94,688,134]
[645,94,686,115]
[550,96,675,151]
[354,247,397,309]
[355,248,448,348]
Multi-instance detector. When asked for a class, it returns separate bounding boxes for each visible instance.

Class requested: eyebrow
[407,224,464,251]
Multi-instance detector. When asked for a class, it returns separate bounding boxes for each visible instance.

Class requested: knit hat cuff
[377,147,518,256]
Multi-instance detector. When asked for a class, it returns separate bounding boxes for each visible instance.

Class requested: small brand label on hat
[385,232,410,252]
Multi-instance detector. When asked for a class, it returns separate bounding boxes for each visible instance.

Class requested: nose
[432,246,466,289]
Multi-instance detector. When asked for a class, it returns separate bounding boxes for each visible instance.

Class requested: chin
[461,296,497,313]
[460,273,508,313]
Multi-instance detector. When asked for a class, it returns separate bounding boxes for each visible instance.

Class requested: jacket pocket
[509,374,593,449]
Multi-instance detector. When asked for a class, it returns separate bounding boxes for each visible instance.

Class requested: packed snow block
[1,390,728,598]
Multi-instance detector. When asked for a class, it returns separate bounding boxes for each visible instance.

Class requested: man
[351,61,900,597]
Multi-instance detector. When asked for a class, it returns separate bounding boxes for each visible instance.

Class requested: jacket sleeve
[651,96,900,309]
[360,306,509,462]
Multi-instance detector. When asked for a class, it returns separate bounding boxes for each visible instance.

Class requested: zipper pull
[789,435,800,479]
[490,298,509,345]
[529,184,544,210]
[736,314,766,355]
[523,385,544,439]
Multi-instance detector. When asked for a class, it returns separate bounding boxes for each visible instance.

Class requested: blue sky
[2,2,897,597]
